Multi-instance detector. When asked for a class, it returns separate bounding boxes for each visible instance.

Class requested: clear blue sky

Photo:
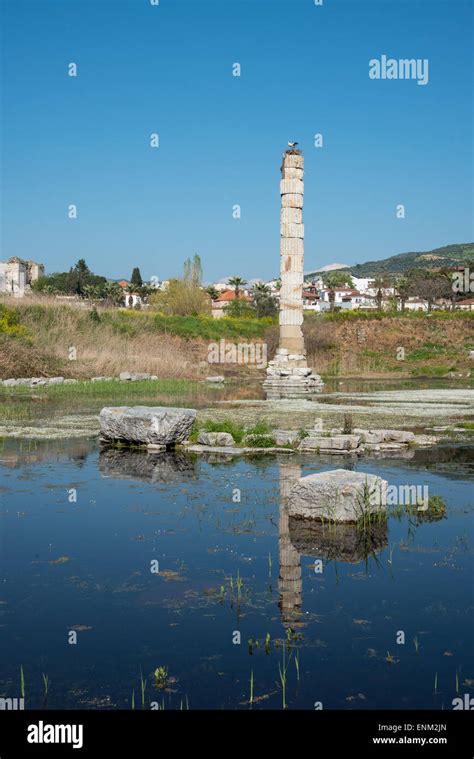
[1,0,472,282]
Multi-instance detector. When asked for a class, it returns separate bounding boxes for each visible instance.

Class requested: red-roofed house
[211,288,252,318]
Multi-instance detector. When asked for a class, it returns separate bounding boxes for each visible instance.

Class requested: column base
[263,349,324,398]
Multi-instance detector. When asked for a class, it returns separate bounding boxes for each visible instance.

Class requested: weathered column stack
[278,461,303,625]
[263,149,324,397]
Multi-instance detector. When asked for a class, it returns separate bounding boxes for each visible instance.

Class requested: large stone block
[283,154,304,169]
[280,207,302,225]
[197,431,235,447]
[275,430,300,445]
[100,406,196,447]
[280,237,304,258]
[298,434,361,451]
[280,223,304,239]
[281,194,303,208]
[288,469,388,523]
[279,310,304,327]
[355,430,385,444]
[280,179,304,196]
[355,429,415,444]
[382,429,415,443]
[283,167,304,180]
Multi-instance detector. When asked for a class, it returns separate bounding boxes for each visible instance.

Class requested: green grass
[314,309,474,323]
[152,313,273,340]
[189,419,274,446]
[410,365,456,377]
[101,309,273,340]
[244,434,276,448]
[407,342,448,361]
[20,665,25,700]
[0,377,200,400]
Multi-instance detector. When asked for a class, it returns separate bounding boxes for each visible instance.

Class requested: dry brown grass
[2,296,472,381]
[265,314,473,376]
[0,296,208,379]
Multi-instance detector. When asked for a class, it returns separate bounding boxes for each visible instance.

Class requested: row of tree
[318,268,468,312]
[32,257,465,317]
[32,260,153,305]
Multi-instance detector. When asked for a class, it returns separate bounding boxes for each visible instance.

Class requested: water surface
[0,439,472,710]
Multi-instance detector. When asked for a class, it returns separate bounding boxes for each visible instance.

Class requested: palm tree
[228,276,248,300]
[104,281,125,306]
[252,282,270,296]
[82,284,102,302]
[206,285,219,301]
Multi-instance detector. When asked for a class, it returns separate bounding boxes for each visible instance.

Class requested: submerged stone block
[99,406,196,447]
[288,469,388,523]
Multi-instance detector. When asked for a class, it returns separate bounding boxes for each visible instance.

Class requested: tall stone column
[278,460,303,626]
[263,148,324,397]
[279,152,306,359]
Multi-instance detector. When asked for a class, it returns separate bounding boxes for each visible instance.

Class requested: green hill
[306,243,474,279]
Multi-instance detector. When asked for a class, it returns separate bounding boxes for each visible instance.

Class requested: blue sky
[1,0,472,282]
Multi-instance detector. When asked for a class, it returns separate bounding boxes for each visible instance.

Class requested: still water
[0,439,472,710]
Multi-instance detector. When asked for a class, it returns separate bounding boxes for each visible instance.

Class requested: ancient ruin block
[280,179,304,196]
[289,469,388,523]
[280,237,304,257]
[281,194,304,208]
[283,167,304,180]
[280,222,304,239]
[100,406,196,447]
[283,154,304,169]
[280,207,303,225]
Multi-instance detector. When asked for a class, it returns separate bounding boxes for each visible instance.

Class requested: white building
[351,276,374,293]
[401,298,429,312]
[0,257,44,297]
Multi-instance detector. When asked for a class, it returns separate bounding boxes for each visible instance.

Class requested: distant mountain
[311,262,350,273]
[305,243,474,280]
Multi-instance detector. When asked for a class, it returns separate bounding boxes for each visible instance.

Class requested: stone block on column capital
[280,179,304,196]
[280,223,304,239]
[283,167,304,181]
[283,154,304,169]
[281,193,304,209]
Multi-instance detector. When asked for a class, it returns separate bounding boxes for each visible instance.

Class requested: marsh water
[0,434,472,710]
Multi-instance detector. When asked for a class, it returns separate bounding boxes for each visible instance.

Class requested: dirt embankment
[1,297,472,380]
[308,317,472,377]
